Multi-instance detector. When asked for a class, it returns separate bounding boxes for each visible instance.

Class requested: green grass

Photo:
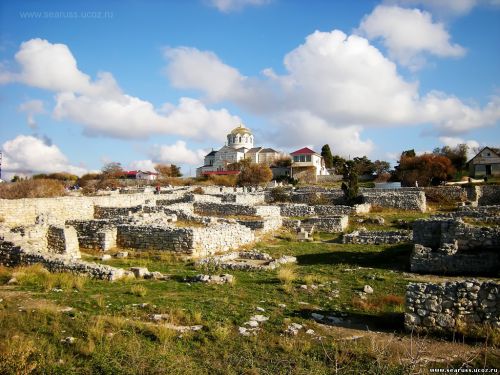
[0,207,498,373]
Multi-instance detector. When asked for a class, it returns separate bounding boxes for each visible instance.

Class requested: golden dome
[229,124,252,136]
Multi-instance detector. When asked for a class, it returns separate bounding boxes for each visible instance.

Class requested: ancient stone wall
[478,185,500,206]
[193,202,281,218]
[423,186,467,203]
[46,225,80,258]
[191,224,255,256]
[235,216,282,233]
[278,204,315,217]
[0,236,126,280]
[405,280,499,334]
[314,203,371,216]
[361,189,426,212]
[221,193,266,205]
[307,216,348,233]
[343,230,412,244]
[67,219,118,251]
[411,218,500,275]
[0,193,161,227]
[116,225,194,253]
[94,205,143,219]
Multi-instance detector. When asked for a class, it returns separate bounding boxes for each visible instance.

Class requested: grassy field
[0,209,499,374]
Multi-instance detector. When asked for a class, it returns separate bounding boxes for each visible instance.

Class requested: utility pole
[0,152,2,180]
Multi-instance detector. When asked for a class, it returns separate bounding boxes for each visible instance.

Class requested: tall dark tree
[321,144,333,169]
[352,156,376,175]
[341,160,360,204]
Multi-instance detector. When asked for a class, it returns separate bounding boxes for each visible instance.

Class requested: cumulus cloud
[2,39,240,141]
[128,159,157,172]
[164,29,499,156]
[439,136,480,158]
[18,99,45,129]
[1,135,87,178]
[383,0,499,17]
[149,140,206,166]
[358,5,465,68]
[207,0,271,13]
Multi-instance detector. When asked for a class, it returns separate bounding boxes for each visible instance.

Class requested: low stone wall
[343,230,412,244]
[278,204,314,217]
[236,216,282,233]
[314,203,371,216]
[405,280,500,334]
[94,205,143,219]
[0,237,126,280]
[0,193,160,227]
[47,225,80,258]
[411,218,500,275]
[116,222,254,257]
[193,202,281,218]
[221,193,266,205]
[117,225,193,253]
[191,224,255,256]
[67,220,118,251]
[423,186,467,203]
[307,216,348,233]
[478,185,500,206]
[362,189,426,212]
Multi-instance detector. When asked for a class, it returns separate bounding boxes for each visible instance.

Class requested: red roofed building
[290,147,329,181]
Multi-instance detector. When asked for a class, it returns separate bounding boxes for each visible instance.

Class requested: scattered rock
[311,313,324,321]
[115,251,128,259]
[7,277,17,285]
[284,323,303,335]
[255,306,265,312]
[100,254,112,261]
[249,314,269,323]
[129,267,149,278]
[188,274,234,284]
[61,336,76,345]
[363,285,374,294]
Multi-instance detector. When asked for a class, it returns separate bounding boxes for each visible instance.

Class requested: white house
[290,147,329,180]
[467,147,500,178]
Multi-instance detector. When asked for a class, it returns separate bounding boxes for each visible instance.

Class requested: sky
[0,0,499,179]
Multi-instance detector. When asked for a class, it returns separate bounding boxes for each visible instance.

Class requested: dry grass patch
[0,179,66,199]
[277,264,297,285]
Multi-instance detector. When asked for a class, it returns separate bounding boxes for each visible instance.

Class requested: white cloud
[2,39,240,141]
[149,140,206,166]
[207,0,271,13]
[439,136,480,158]
[383,0,500,17]
[164,29,499,153]
[18,99,45,129]
[358,5,465,68]
[1,135,87,178]
[128,159,157,172]
[270,111,374,157]
[53,93,239,141]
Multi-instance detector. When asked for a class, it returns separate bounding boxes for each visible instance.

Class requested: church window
[239,136,242,142]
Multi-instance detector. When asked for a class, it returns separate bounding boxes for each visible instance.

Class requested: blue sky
[0,0,499,178]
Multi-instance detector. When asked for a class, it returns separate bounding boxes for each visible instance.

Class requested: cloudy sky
[0,0,499,178]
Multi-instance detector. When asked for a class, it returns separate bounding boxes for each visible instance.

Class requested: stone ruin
[411,217,500,276]
[342,230,413,245]
[195,250,297,271]
[405,280,499,334]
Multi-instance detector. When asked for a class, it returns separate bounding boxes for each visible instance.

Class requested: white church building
[196,124,284,177]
